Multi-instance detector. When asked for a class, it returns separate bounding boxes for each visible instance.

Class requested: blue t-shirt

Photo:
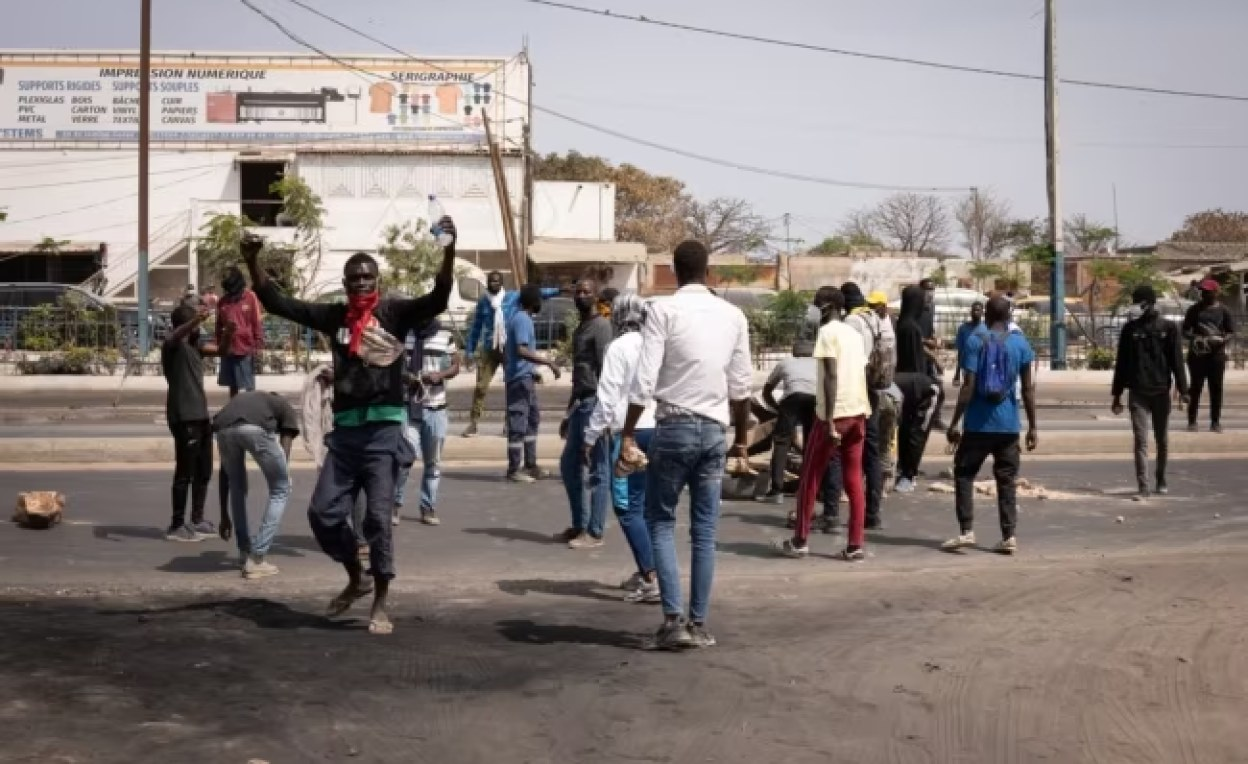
[961,328,1034,433]
[955,320,982,368]
[505,310,537,382]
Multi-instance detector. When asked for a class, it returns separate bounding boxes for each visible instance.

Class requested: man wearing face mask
[1112,285,1188,498]
[557,279,616,548]
[215,266,264,398]
[241,218,458,636]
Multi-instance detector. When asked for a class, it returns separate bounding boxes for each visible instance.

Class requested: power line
[0,162,228,192]
[524,0,1248,104]
[0,168,219,226]
[259,0,968,192]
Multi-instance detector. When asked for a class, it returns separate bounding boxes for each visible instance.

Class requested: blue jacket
[467,287,559,354]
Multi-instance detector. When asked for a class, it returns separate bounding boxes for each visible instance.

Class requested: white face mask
[1125,303,1148,321]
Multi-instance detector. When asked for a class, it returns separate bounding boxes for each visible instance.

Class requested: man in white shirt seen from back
[620,240,753,651]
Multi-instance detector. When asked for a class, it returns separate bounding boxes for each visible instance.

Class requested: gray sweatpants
[1129,390,1171,490]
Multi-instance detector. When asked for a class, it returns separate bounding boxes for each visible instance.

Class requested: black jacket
[1112,310,1188,398]
[895,285,929,376]
[255,277,451,415]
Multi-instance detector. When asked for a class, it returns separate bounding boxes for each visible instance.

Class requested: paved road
[4,459,1247,762]
[2,458,1243,591]
[3,410,1245,439]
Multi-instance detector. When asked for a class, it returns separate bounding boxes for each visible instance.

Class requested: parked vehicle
[1013,297,1092,341]
[1093,297,1194,348]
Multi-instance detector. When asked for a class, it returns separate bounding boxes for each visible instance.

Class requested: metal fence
[5,303,1246,374]
[744,309,1248,370]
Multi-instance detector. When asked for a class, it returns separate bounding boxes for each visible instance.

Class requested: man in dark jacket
[241,218,457,636]
[1113,285,1189,497]
[893,285,940,492]
[1183,278,1234,433]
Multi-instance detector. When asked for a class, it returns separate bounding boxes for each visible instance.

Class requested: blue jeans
[215,424,291,557]
[611,429,655,575]
[395,408,448,511]
[645,416,726,622]
[559,397,610,537]
[217,354,256,393]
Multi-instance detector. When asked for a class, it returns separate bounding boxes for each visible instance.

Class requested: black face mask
[575,295,596,313]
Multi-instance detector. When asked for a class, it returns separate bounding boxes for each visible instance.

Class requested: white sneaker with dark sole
[941,532,976,552]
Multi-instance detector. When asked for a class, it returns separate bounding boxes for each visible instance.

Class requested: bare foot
[326,581,373,618]
[368,612,394,635]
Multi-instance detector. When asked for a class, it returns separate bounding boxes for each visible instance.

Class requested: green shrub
[1086,347,1115,370]
[16,348,120,375]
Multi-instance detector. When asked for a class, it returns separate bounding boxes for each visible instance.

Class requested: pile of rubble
[926,476,1073,500]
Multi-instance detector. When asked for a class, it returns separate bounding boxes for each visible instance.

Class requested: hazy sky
[5,0,1247,252]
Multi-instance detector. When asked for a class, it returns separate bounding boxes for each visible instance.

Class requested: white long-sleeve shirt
[629,284,753,428]
[585,331,656,447]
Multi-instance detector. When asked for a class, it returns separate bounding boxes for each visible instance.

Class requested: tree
[195,175,326,298]
[683,197,771,254]
[954,189,1012,261]
[809,236,850,256]
[969,260,1005,291]
[378,220,444,297]
[1064,213,1117,256]
[1170,209,1248,242]
[838,208,880,247]
[534,151,686,253]
[869,193,950,254]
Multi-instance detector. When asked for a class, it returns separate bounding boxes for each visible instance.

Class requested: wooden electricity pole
[484,114,525,287]
[137,0,152,356]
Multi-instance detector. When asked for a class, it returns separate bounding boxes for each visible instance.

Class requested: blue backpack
[975,330,1011,404]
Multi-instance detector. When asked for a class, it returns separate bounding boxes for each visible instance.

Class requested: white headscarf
[490,287,507,352]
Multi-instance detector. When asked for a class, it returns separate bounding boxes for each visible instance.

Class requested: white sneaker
[941,532,976,551]
[624,577,661,604]
[242,555,279,579]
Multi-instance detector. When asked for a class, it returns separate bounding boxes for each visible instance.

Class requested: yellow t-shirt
[813,320,871,420]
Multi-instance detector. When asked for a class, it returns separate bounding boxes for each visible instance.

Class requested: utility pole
[1045,0,1066,369]
[783,213,792,255]
[137,0,152,358]
[1111,183,1120,252]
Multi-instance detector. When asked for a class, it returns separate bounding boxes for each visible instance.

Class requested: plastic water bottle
[428,195,453,248]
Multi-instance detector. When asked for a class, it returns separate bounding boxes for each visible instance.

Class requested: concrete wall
[532,181,614,241]
[0,149,239,254]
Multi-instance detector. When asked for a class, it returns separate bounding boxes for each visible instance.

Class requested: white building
[0,50,534,306]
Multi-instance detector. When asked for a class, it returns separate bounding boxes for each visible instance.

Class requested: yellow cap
[866,291,888,305]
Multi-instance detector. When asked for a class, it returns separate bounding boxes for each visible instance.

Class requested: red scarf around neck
[345,292,380,357]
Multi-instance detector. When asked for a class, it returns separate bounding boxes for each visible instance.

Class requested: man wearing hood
[892,285,940,492]
[241,217,458,636]
[1112,285,1189,497]
[216,266,265,398]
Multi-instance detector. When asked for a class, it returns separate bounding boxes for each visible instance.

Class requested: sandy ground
[3,460,1248,763]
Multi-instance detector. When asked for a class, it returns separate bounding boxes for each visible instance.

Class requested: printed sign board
[0,51,529,147]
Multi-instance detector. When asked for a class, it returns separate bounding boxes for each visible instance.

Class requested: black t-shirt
[212,391,301,435]
[161,341,207,424]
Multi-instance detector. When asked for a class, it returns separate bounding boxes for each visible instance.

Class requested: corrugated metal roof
[528,238,645,265]
[0,241,100,255]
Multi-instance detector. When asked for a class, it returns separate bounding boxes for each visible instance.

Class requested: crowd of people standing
[155,219,1239,648]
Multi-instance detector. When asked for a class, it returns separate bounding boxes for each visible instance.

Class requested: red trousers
[795,415,866,548]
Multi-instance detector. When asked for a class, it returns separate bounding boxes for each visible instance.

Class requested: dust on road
[3,550,1247,764]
